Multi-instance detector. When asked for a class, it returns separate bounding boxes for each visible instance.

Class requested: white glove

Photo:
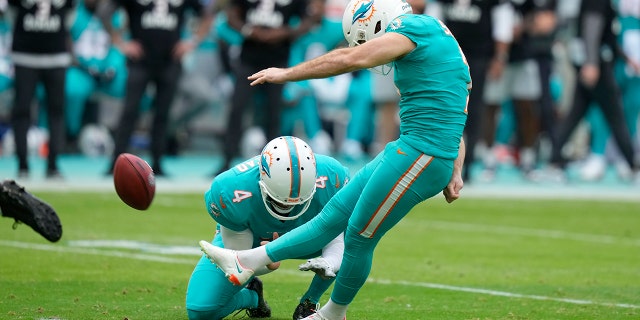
[298,257,337,279]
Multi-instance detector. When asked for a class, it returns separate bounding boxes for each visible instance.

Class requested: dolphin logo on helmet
[260,151,272,178]
[352,1,374,24]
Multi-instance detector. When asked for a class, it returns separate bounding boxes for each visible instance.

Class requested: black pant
[220,62,284,169]
[551,62,636,169]
[536,55,558,151]
[12,65,66,172]
[462,56,490,181]
[110,61,182,171]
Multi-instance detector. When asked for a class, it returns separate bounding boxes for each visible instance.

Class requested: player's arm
[580,0,606,87]
[443,138,465,203]
[96,0,122,47]
[192,1,215,45]
[173,0,215,58]
[299,232,344,279]
[219,226,277,276]
[97,1,145,59]
[248,32,415,85]
[219,226,254,250]
[487,1,514,79]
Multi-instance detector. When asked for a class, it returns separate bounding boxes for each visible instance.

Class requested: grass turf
[1,191,638,319]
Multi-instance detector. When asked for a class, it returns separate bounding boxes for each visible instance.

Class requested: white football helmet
[259,136,317,221]
[342,0,413,74]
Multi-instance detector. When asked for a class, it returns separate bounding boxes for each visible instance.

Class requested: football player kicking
[186,136,350,320]
[198,0,470,319]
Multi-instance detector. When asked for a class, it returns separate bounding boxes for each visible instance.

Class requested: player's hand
[627,59,640,75]
[443,173,463,203]
[118,40,144,60]
[173,40,197,60]
[260,232,281,270]
[248,68,288,85]
[487,58,505,80]
[580,64,600,88]
[299,257,337,280]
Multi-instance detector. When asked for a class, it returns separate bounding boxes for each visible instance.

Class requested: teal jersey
[204,154,350,247]
[389,14,471,160]
[0,18,12,78]
[614,0,640,78]
[70,2,123,73]
[289,18,344,66]
[285,17,349,100]
[215,11,243,46]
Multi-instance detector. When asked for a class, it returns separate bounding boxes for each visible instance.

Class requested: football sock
[302,275,335,304]
[318,299,347,320]
[237,246,273,270]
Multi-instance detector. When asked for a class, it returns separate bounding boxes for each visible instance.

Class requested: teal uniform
[0,17,12,94]
[282,17,344,139]
[36,2,128,138]
[65,2,127,138]
[264,14,470,306]
[283,16,374,150]
[0,16,11,141]
[186,154,350,320]
[587,0,640,156]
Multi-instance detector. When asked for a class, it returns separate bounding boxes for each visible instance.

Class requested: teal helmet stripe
[284,136,301,199]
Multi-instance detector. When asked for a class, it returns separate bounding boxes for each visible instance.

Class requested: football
[113,153,155,210]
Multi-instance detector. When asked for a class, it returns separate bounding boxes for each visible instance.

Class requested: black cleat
[293,299,320,320]
[246,277,271,318]
[0,180,62,242]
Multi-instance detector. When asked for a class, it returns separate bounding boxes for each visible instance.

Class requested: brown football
[113,153,155,210]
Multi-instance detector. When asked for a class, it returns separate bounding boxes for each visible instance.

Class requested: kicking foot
[199,240,254,286]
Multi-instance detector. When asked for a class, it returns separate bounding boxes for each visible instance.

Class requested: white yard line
[426,220,640,246]
[1,239,638,309]
[370,279,640,309]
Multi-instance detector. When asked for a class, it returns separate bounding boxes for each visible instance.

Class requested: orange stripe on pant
[359,154,433,238]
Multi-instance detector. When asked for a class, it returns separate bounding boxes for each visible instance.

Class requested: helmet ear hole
[375,21,382,34]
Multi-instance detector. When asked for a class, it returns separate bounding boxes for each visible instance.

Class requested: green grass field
[1,190,639,320]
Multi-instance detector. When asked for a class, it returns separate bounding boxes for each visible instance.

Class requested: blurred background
[0,0,638,197]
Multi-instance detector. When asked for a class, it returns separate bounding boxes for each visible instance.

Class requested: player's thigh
[66,68,95,100]
[331,148,386,217]
[186,254,242,311]
[348,140,453,239]
[101,67,127,98]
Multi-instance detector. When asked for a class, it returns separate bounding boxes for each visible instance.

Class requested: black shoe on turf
[0,180,62,242]
[246,277,271,318]
[293,299,320,320]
